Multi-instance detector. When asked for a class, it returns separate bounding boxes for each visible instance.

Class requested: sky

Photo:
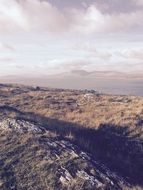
[0,0,143,77]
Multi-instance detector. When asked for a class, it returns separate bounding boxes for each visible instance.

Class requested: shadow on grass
[1,105,143,187]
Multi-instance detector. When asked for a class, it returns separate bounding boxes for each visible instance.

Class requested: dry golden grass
[1,85,143,133]
[0,84,143,189]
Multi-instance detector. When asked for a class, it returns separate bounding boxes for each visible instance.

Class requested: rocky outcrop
[0,118,129,190]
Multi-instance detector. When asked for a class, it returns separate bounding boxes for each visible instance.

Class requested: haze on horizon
[0,0,143,95]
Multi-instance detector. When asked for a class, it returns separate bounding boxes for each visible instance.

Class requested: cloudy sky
[0,0,143,77]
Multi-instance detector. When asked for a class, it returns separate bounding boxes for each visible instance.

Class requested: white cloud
[71,5,143,35]
[0,0,68,34]
[0,0,143,35]
[72,43,112,60]
[20,0,68,32]
[118,49,143,60]
[135,0,143,6]
[0,0,143,77]
[0,56,14,62]
[0,42,15,51]
[48,58,91,72]
[0,0,28,33]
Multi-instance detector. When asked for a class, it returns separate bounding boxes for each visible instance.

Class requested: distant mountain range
[0,70,143,96]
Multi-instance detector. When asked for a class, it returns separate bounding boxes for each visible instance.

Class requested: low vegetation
[0,84,143,189]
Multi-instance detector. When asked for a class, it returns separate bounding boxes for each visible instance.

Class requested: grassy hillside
[0,84,143,189]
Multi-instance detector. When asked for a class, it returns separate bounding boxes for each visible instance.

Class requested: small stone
[60,176,68,185]
[0,180,4,188]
